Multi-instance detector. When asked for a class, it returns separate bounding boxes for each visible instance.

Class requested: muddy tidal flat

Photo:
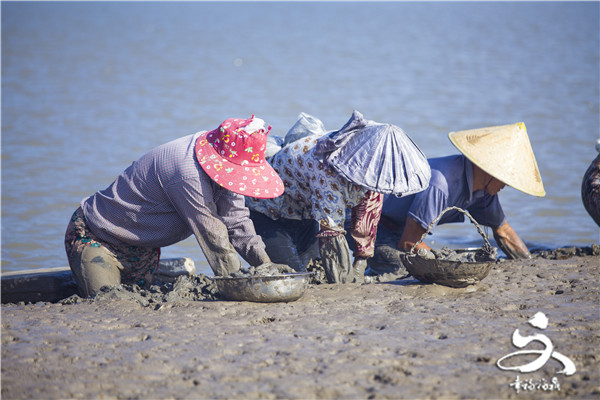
[2,251,599,399]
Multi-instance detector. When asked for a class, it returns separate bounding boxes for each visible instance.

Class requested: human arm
[350,191,384,258]
[467,193,529,259]
[217,189,272,266]
[348,191,384,282]
[318,229,353,283]
[392,174,450,253]
[317,191,385,283]
[492,222,531,259]
[397,216,431,252]
[216,189,295,273]
[168,177,270,276]
[170,180,243,276]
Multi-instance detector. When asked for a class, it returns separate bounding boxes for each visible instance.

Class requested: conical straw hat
[448,122,545,197]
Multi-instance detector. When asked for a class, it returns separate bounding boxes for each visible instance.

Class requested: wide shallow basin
[213,272,312,303]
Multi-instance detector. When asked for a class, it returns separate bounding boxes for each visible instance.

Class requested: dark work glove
[252,262,296,275]
[349,257,368,283]
[319,235,352,283]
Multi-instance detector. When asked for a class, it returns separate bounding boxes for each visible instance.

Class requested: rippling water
[2,2,599,275]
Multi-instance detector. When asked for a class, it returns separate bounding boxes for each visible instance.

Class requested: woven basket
[402,207,497,288]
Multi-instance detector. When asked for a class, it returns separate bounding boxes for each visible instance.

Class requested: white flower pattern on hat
[195,115,284,199]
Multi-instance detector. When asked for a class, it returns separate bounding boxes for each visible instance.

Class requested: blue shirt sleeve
[466,193,507,229]
[407,185,448,231]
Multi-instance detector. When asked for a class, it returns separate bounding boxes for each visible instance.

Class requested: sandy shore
[2,251,599,399]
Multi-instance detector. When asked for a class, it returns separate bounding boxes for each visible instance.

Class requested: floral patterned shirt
[248,133,368,232]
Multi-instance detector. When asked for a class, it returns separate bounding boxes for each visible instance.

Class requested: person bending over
[65,115,290,297]
[377,122,545,261]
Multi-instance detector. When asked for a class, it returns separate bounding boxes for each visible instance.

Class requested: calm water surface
[2,2,599,275]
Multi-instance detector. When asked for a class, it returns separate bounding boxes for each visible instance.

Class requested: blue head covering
[315,110,431,196]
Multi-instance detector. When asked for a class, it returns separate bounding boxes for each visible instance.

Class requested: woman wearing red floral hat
[64,116,291,297]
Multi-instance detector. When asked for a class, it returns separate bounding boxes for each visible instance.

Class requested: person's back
[381,154,506,233]
[375,122,545,263]
[82,134,201,248]
[65,115,288,297]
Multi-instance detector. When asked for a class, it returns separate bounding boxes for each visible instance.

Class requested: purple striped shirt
[81,132,270,274]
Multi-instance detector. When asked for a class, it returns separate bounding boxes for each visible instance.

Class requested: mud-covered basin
[403,249,496,288]
[213,272,312,303]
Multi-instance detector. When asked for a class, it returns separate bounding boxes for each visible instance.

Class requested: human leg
[250,211,305,271]
[65,208,159,296]
[71,244,122,297]
[64,208,123,297]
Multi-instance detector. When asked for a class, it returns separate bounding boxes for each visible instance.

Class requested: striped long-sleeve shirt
[81,132,271,275]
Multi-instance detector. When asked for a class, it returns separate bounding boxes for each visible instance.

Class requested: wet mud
[7,246,598,310]
[59,274,220,309]
[2,249,598,399]
[532,244,600,259]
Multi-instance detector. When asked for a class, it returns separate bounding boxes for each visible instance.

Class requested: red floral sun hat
[195,115,284,199]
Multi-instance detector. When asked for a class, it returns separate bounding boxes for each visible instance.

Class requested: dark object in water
[581,151,600,227]
[402,207,498,288]
[213,272,313,303]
